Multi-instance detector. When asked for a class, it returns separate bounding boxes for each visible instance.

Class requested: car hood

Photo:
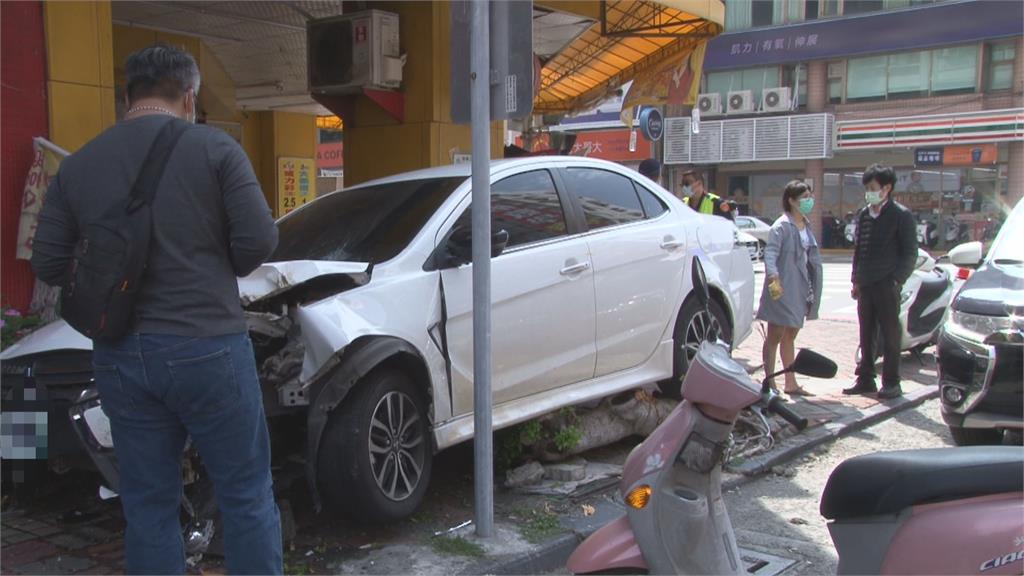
[953,260,1024,316]
[238,260,372,306]
[0,260,373,361]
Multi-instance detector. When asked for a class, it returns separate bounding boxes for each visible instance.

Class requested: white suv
[2,157,754,523]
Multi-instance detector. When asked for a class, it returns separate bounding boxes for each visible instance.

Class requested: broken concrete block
[505,461,545,488]
[544,460,587,482]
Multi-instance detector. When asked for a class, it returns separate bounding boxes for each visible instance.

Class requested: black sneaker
[843,382,878,395]
[877,385,903,399]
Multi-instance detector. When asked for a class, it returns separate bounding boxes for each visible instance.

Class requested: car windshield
[989,206,1024,264]
[271,177,467,264]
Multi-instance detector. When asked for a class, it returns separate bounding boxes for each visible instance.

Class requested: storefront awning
[534,0,724,115]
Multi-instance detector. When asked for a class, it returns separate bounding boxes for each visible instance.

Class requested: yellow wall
[341,1,504,186]
[44,1,115,152]
[243,112,317,216]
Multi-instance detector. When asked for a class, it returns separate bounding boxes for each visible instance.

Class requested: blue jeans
[93,333,283,575]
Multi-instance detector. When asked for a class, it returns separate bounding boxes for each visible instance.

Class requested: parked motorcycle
[916,216,938,249]
[567,259,1024,575]
[854,248,955,364]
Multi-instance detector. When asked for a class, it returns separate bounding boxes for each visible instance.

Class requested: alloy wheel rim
[682,310,722,364]
[368,391,425,501]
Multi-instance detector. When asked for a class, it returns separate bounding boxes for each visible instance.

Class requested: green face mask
[798,197,814,214]
[865,190,883,205]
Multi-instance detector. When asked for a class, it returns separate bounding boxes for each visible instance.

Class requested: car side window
[635,183,668,219]
[737,218,753,229]
[453,170,568,249]
[562,168,645,230]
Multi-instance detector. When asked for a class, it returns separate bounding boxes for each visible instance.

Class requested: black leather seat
[820,446,1024,520]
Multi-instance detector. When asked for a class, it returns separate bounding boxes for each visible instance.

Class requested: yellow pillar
[245,111,318,217]
[340,1,504,187]
[44,1,115,152]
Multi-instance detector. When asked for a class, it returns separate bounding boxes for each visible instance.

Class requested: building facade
[687,0,1023,246]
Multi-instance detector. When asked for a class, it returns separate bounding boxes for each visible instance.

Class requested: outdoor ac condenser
[727,90,755,114]
[697,93,723,116]
[308,10,402,94]
[761,87,793,113]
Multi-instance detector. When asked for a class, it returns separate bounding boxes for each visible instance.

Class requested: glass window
[847,55,888,101]
[725,0,752,30]
[887,51,930,99]
[563,168,645,230]
[820,0,841,16]
[806,0,820,19]
[783,65,809,106]
[844,0,884,14]
[930,45,978,95]
[273,177,466,263]
[707,67,780,105]
[454,170,568,249]
[986,42,1016,91]
[752,0,774,26]
[636,184,668,219]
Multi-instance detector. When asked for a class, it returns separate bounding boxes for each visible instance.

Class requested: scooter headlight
[625,485,652,509]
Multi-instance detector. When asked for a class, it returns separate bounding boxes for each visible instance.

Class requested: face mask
[682,185,692,196]
[799,197,815,214]
[865,190,883,205]
[188,89,199,124]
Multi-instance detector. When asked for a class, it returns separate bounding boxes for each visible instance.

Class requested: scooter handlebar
[768,396,808,430]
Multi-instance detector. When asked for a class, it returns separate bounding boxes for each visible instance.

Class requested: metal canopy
[535,0,723,115]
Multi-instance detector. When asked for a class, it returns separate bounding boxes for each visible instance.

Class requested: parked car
[937,200,1023,446]
[1,157,755,523]
[736,228,761,262]
[735,215,770,260]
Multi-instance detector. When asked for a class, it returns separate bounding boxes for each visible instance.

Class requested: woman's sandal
[784,386,815,397]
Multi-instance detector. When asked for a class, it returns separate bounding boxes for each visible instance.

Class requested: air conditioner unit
[308,10,402,94]
[762,87,793,113]
[726,90,755,114]
[827,61,847,79]
[697,93,722,116]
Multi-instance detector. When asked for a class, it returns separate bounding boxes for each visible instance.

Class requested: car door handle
[660,238,685,250]
[560,261,591,276]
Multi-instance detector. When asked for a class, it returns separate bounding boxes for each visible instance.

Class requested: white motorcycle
[855,248,955,364]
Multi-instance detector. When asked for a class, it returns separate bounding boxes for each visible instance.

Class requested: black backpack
[60,118,189,341]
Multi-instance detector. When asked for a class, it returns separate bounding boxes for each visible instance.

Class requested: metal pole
[469,0,494,539]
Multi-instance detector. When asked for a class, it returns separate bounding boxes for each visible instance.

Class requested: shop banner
[317,141,344,173]
[278,157,315,217]
[621,41,707,127]
[704,0,1023,71]
[17,138,69,260]
[516,130,652,162]
[915,144,998,167]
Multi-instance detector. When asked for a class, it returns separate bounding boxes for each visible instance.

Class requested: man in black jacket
[844,164,918,399]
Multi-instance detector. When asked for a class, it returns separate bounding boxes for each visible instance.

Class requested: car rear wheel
[661,298,733,399]
[318,369,432,523]
[949,426,1003,447]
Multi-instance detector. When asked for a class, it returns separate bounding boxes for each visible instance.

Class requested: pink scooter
[568,257,1024,575]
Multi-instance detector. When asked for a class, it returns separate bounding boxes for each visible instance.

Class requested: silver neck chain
[126,105,178,118]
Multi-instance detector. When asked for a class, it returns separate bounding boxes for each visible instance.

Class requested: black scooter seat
[820,446,1024,520]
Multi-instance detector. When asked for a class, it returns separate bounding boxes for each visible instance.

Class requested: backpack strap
[126,118,190,214]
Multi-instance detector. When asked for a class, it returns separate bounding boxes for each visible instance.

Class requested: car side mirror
[789,349,838,379]
[948,241,983,269]
[439,225,510,268]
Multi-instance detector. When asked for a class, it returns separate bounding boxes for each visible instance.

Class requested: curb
[479,385,940,575]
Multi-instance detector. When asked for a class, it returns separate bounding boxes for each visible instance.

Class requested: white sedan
[735,215,772,260]
[2,157,755,523]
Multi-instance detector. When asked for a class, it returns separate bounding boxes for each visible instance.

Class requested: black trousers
[857,279,902,387]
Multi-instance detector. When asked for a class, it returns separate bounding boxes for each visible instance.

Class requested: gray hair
[124,44,201,103]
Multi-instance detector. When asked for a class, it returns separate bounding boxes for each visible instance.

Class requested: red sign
[517,130,652,162]
[943,144,997,166]
[317,141,344,170]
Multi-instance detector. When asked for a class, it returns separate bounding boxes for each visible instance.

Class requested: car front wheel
[318,369,433,523]
[661,298,733,398]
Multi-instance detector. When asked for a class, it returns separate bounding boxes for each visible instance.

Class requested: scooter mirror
[691,257,710,308]
[789,349,838,379]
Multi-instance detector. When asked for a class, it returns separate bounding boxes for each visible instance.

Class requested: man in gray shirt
[32,45,282,574]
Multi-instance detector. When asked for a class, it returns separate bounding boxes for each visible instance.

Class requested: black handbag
[60,118,190,341]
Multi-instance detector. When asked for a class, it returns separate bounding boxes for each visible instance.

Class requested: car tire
[949,426,1003,447]
[318,368,433,524]
[661,298,733,399]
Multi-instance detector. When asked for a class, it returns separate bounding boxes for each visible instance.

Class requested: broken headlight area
[247,311,308,409]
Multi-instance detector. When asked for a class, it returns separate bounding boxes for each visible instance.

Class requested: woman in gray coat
[756,181,824,396]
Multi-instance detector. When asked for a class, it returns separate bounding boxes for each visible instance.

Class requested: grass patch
[431,536,486,558]
[519,506,564,544]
